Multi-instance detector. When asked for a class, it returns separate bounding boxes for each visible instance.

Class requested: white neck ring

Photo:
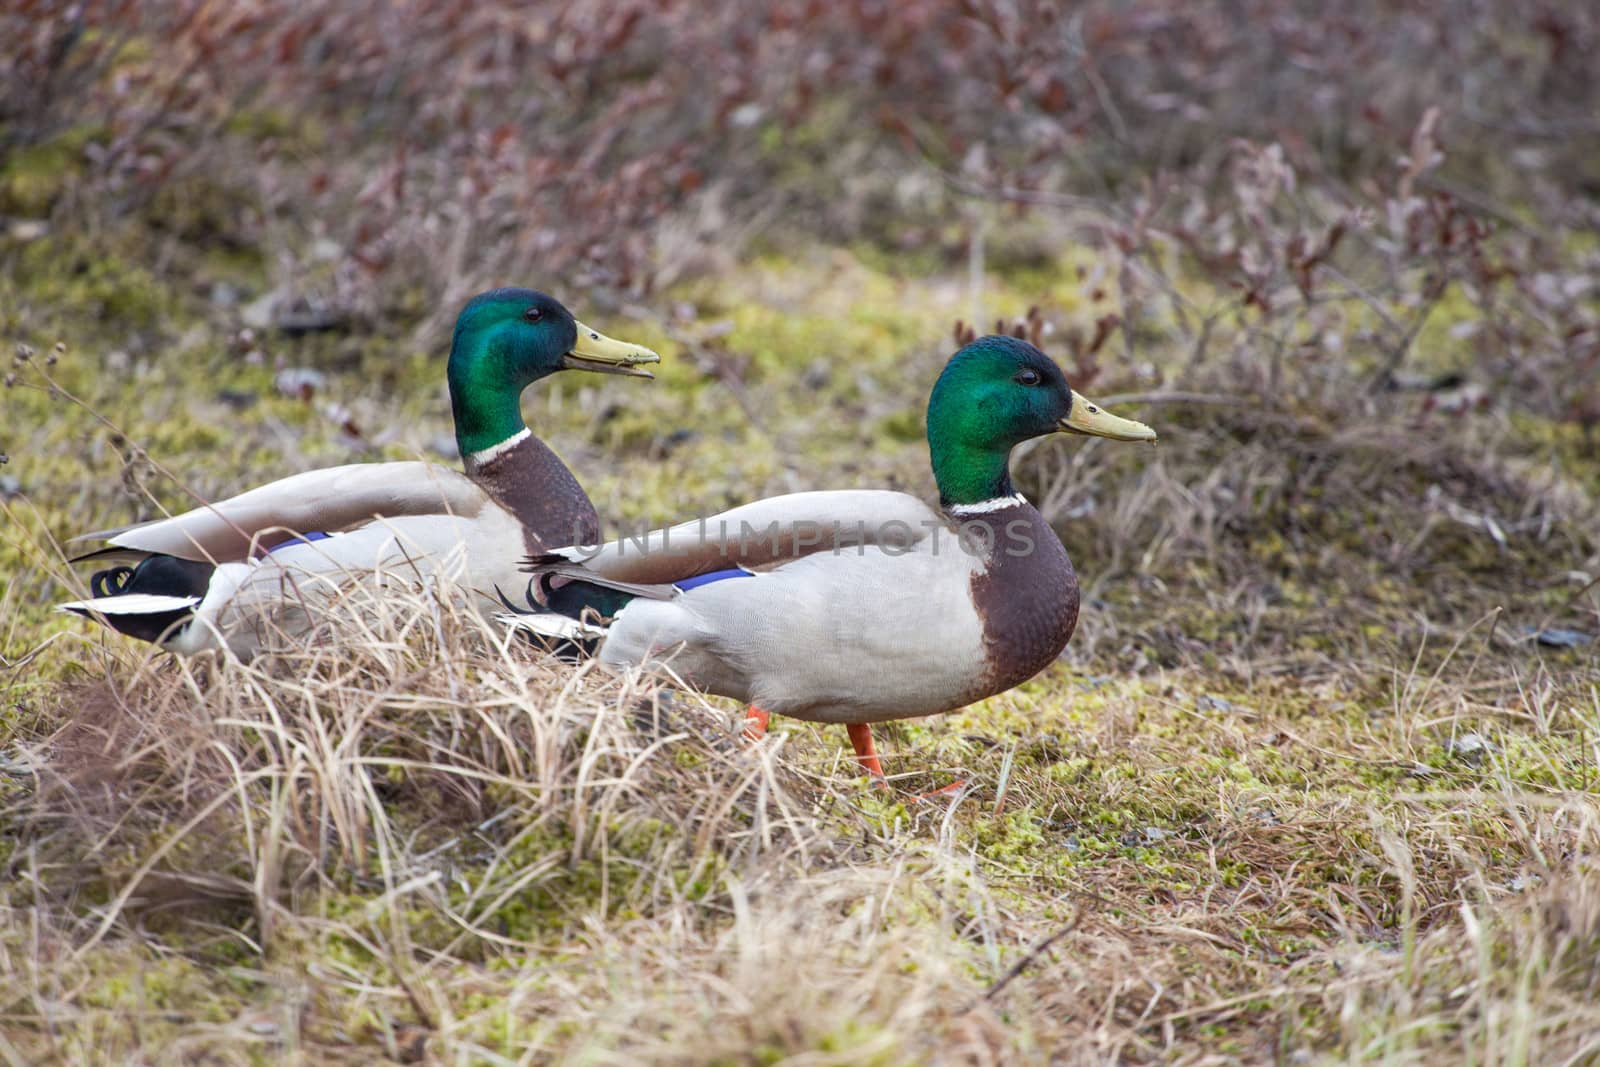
[947,493,1028,517]
[468,427,531,467]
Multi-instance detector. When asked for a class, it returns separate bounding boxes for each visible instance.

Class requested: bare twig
[980,914,1083,1004]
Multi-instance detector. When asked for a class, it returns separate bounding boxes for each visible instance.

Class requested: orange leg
[848,723,966,801]
[847,723,889,786]
[743,705,771,742]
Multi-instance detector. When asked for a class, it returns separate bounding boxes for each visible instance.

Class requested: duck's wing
[541,489,946,584]
[73,461,490,563]
[595,537,991,722]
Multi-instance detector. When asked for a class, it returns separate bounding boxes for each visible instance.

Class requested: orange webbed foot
[847,723,887,781]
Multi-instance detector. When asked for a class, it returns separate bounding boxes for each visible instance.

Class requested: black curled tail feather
[91,565,136,598]
[91,555,215,600]
[502,554,664,662]
[494,577,547,617]
[495,583,603,661]
[517,556,677,623]
[507,556,683,660]
[72,554,216,645]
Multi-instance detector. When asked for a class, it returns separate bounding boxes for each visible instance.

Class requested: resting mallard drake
[502,335,1155,785]
[61,288,659,657]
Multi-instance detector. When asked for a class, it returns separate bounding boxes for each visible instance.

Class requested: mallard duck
[61,288,659,657]
[502,335,1155,785]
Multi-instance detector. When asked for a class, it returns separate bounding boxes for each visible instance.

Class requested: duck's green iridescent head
[925,335,1156,507]
[446,288,659,457]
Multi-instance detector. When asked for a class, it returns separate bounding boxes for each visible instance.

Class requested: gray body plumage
[516,490,1081,725]
[62,440,583,657]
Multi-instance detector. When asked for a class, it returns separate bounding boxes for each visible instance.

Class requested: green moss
[12,231,178,329]
[0,124,104,215]
[221,107,325,147]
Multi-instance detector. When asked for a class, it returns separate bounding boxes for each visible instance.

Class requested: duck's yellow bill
[563,321,661,378]
[1058,391,1157,442]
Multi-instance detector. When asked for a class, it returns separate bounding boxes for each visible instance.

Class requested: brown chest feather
[962,503,1081,694]
[465,435,599,552]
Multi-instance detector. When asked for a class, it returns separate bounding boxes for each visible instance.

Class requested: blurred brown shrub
[3,0,1597,413]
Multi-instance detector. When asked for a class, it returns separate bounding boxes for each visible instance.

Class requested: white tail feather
[495,612,607,641]
[59,593,202,616]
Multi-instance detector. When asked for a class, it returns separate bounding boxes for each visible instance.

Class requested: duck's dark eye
[523,306,544,322]
[1014,369,1041,386]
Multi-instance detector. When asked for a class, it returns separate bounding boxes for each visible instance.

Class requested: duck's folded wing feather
[598,541,990,722]
[78,462,489,563]
[545,490,946,584]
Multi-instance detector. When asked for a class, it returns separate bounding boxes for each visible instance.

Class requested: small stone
[277,305,347,335]
[241,292,278,329]
[1060,496,1097,520]
[801,359,831,389]
[216,389,258,411]
[275,367,326,400]
[8,219,47,241]
[1447,733,1492,764]
[0,475,20,498]
[0,751,36,776]
[1528,627,1591,649]
[729,103,764,128]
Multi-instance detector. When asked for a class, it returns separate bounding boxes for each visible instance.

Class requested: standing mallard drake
[503,335,1154,784]
[61,288,658,657]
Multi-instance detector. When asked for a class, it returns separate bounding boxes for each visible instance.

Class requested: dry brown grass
[3,539,1598,1063]
[3,245,1599,1063]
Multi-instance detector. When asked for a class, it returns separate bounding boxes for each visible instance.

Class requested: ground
[3,205,1598,1065]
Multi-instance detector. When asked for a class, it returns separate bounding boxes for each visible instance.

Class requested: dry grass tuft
[11,581,1595,1062]
[5,278,1599,1060]
[1025,384,1600,675]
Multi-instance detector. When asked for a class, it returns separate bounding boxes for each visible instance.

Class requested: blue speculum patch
[268,531,333,553]
[673,567,755,592]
